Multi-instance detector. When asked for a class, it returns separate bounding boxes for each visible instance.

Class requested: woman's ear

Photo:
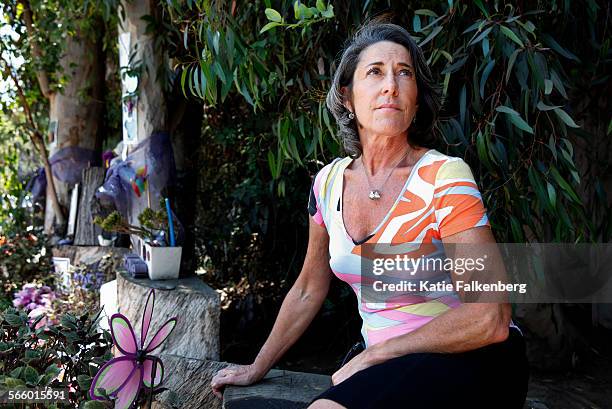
[340,86,353,112]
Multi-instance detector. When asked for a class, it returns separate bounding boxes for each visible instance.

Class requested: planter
[136,237,182,280]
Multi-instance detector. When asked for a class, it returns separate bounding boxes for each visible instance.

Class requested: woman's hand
[331,349,378,386]
[210,363,266,399]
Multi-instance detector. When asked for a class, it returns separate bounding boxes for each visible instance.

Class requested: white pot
[137,239,182,280]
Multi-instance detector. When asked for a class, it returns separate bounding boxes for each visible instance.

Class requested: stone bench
[223,369,331,409]
[147,355,331,409]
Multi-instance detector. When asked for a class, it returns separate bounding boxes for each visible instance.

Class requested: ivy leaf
[264,8,282,23]
[510,215,524,241]
[505,49,521,83]
[180,67,188,98]
[293,1,300,19]
[554,108,580,128]
[479,59,495,98]
[23,366,39,385]
[419,26,442,47]
[550,166,581,204]
[441,55,468,74]
[321,4,334,18]
[544,79,553,95]
[542,34,580,62]
[260,22,281,34]
[496,105,534,134]
[500,25,524,47]
[316,0,325,12]
[415,9,438,17]
[536,101,561,111]
[546,182,557,209]
[468,26,492,46]
[77,374,92,390]
[413,15,421,33]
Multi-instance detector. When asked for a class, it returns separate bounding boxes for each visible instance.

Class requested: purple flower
[12,283,56,314]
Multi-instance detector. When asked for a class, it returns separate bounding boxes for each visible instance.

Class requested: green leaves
[260,22,281,34]
[261,2,333,33]
[550,166,582,204]
[162,0,604,246]
[542,34,580,62]
[554,108,580,128]
[496,105,534,134]
[479,59,495,98]
[500,25,524,48]
[265,8,283,23]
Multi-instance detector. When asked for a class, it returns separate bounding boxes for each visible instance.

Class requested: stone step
[223,369,331,409]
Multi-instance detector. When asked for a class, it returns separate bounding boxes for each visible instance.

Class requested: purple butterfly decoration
[90,289,177,408]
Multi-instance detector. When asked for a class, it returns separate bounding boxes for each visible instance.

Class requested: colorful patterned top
[308,149,491,347]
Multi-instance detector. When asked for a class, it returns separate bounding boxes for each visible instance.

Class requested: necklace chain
[361,148,411,200]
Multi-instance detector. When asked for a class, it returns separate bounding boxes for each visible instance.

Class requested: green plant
[0,306,113,408]
[95,205,177,245]
[0,231,52,299]
[94,211,155,241]
[169,0,610,244]
[138,207,169,234]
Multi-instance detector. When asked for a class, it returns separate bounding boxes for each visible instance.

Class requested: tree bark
[42,25,105,235]
[19,0,106,236]
[119,0,168,231]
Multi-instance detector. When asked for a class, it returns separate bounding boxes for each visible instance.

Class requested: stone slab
[117,272,220,361]
[223,369,331,409]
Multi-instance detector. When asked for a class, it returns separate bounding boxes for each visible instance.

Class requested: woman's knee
[308,398,347,409]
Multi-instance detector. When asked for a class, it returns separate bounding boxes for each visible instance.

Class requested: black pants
[312,327,529,409]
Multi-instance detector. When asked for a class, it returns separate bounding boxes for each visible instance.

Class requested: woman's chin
[368,122,410,136]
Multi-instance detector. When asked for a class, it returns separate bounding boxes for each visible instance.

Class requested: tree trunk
[119,0,168,230]
[43,24,105,235]
[120,0,167,142]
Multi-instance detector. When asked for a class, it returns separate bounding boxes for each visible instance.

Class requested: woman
[211,21,529,409]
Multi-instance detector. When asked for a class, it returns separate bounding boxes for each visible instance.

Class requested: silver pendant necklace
[362,148,411,200]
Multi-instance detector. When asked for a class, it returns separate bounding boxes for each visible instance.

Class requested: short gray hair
[326,20,442,158]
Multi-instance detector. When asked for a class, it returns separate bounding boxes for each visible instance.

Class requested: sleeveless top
[308,149,492,347]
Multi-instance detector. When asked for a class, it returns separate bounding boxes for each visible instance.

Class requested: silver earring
[412,115,417,124]
[348,111,355,119]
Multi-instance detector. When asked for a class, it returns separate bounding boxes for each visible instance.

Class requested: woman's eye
[400,70,413,77]
[366,68,381,75]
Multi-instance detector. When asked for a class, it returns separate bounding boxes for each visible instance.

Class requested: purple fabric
[25,168,46,203]
[95,133,180,239]
[25,147,97,202]
[49,147,97,184]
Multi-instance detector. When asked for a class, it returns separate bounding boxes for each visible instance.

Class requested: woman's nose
[382,73,398,95]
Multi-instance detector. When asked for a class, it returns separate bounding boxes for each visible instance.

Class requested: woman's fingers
[210,365,252,399]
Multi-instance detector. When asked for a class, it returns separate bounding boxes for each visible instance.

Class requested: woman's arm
[368,226,511,361]
[211,218,332,397]
[332,226,511,385]
[251,218,333,372]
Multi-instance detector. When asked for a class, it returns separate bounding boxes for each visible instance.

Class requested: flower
[13,283,56,311]
[90,289,177,409]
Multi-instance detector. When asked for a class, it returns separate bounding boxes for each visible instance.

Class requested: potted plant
[94,203,181,280]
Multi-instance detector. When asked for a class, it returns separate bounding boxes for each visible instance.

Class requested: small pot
[137,238,182,280]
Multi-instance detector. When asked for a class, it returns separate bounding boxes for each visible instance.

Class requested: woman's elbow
[481,304,511,344]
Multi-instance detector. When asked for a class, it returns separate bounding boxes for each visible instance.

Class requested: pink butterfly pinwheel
[89,289,177,408]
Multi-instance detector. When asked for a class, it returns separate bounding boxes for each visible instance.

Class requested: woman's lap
[312,328,529,409]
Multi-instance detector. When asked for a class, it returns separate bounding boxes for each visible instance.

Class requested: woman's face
[343,41,418,138]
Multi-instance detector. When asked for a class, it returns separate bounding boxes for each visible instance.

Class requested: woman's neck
[359,133,415,176]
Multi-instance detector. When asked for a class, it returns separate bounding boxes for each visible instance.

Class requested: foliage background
[0,0,610,374]
[161,0,611,364]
